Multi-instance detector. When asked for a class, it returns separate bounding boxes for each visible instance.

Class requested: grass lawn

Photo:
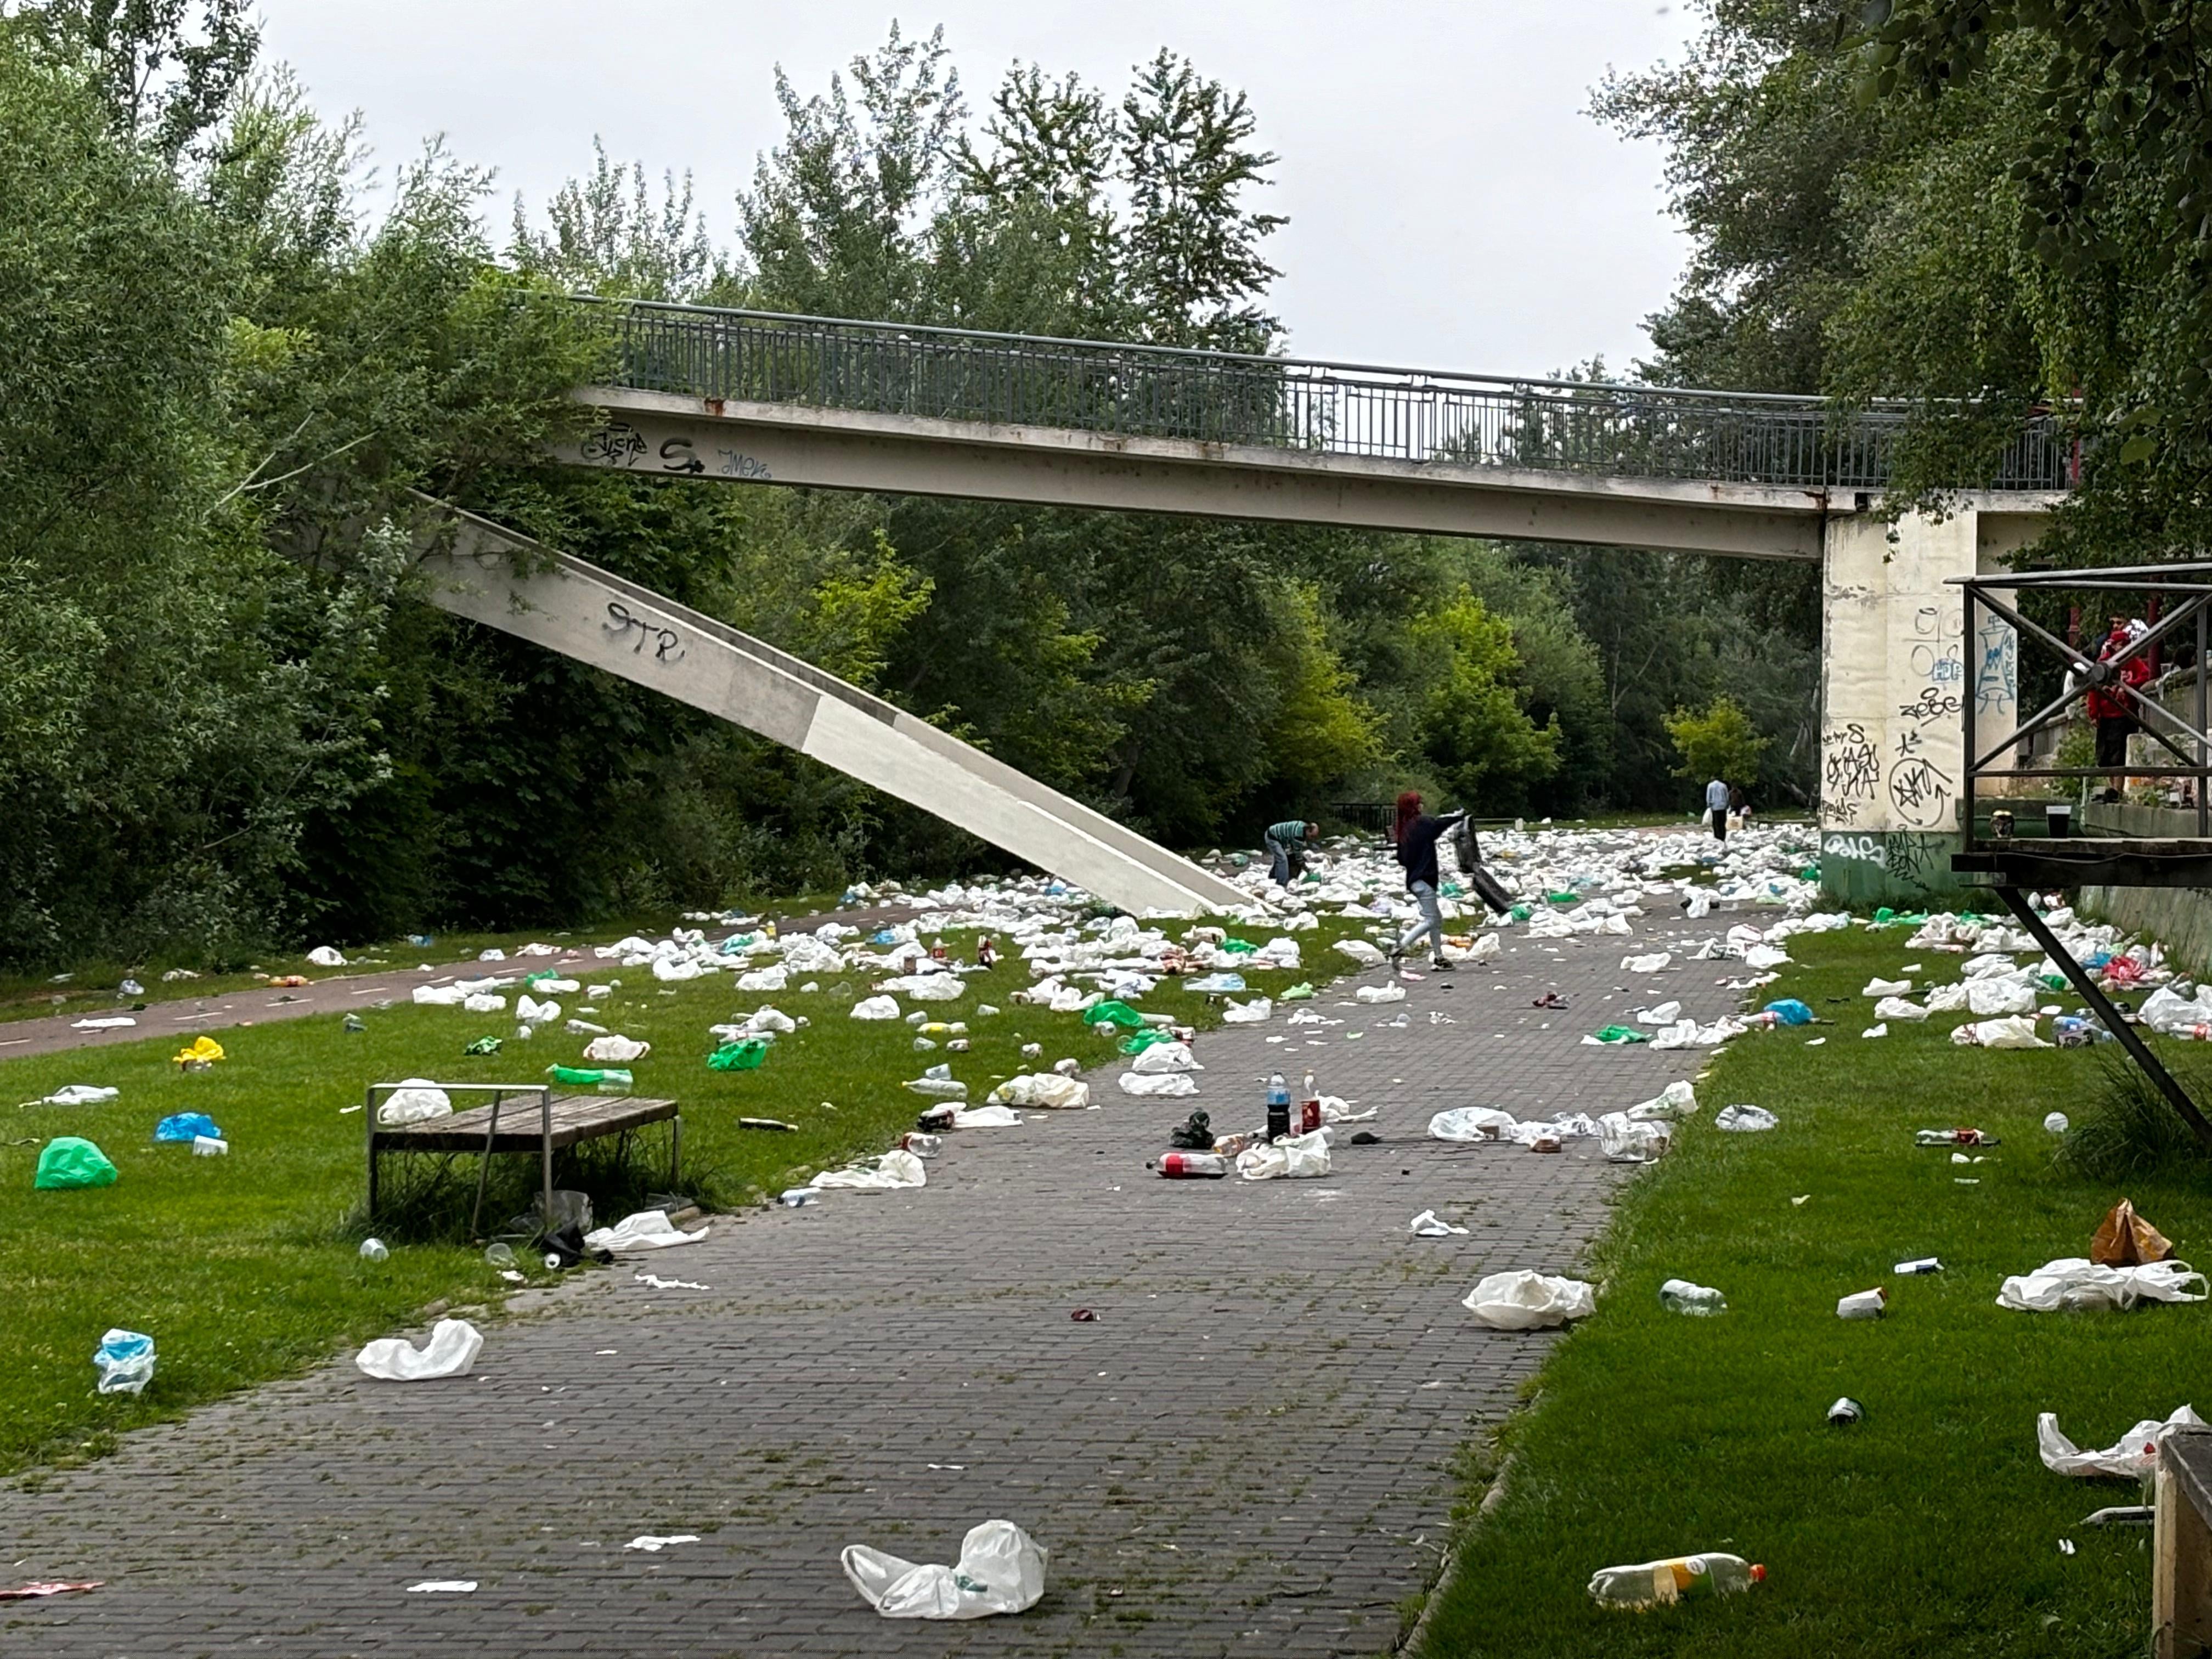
[0,906,1373,1477]
[1416,923,2212,1658]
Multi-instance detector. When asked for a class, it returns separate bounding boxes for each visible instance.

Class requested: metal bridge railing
[568,296,2075,493]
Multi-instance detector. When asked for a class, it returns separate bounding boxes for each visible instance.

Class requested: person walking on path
[1390,791,1468,968]
[1705,776,1730,842]
[1264,819,1318,887]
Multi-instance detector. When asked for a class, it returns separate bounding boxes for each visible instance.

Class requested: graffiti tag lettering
[603,600,686,664]
[578,422,648,467]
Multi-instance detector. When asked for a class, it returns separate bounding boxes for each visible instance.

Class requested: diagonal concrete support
[411,500,1251,916]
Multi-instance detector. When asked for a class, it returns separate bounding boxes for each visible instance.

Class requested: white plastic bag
[949,1104,1022,1128]
[376,1080,452,1126]
[1410,1209,1468,1237]
[1874,996,1929,1022]
[582,1034,650,1063]
[850,995,901,1020]
[1953,1015,2048,1049]
[307,946,346,968]
[356,1318,483,1381]
[1221,997,1273,1023]
[1462,1270,1596,1330]
[1355,983,1406,1005]
[1966,978,2038,1017]
[1599,1114,1671,1161]
[1334,939,1386,967]
[738,963,789,992]
[1863,977,1911,997]
[2038,1405,2205,1477]
[1235,1128,1331,1180]
[1627,1081,1698,1121]
[987,1074,1090,1109]
[1429,1107,1517,1142]
[1127,1041,1201,1074]
[1713,1104,1778,1132]
[842,1519,1048,1621]
[883,972,966,1002]
[815,1149,928,1192]
[584,1210,707,1252]
[1997,1257,2208,1313]
[1118,1071,1198,1098]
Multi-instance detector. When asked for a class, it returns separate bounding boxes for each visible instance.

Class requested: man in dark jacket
[1390,791,1468,968]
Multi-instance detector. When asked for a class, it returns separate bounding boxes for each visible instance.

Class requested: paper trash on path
[1410,1209,1469,1237]
[842,1519,1048,1621]
[2038,1406,2205,1477]
[1463,1270,1596,1330]
[986,1074,1090,1109]
[356,1319,483,1381]
[1429,1107,1518,1142]
[815,1149,928,1192]
[1236,1128,1331,1180]
[584,1210,708,1252]
[1118,1070,1199,1098]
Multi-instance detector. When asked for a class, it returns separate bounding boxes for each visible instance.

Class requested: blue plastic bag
[94,1328,155,1395]
[155,1112,222,1143]
[1184,973,1248,994]
[1763,998,1815,1026]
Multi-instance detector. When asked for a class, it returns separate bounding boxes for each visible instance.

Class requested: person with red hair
[1390,790,1468,969]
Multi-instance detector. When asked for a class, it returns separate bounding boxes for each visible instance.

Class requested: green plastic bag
[1588,1025,1650,1046]
[1509,904,1532,922]
[1217,938,1257,955]
[1082,1000,1146,1029]
[35,1137,117,1190]
[1118,1027,1172,1056]
[1545,891,1578,904]
[708,1039,769,1071]
[465,1035,502,1056]
[545,1064,634,1093]
[1279,982,1315,1001]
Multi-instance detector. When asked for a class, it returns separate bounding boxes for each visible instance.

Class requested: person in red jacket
[2085,617,2153,803]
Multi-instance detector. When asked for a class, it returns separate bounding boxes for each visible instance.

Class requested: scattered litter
[1589,1553,1763,1608]
[1894,1257,1943,1275]
[377,1080,452,1126]
[0,1582,103,1600]
[1221,997,1273,1023]
[1827,1397,1864,1426]
[842,1519,1048,1621]
[815,1149,928,1192]
[356,1319,483,1381]
[1235,1129,1331,1180]
[407,1581,477,1593]
[1070,1307,1098,1322]
[1462,1270,1596,1329]
[1118,1071,1197,1098]
[1997,1257,2207,1313]
[2045,1112,2070,1135]
[30,1085,118,1107]
[35,1137,116,1189]
[93,1329,155,1395]
[1409,1209,1469,1237]
[360,1238,389,1262]
[1353,983,1406,1005]
[2038,1406,2205,1477]
[72,1017,136,1031]
[2091,1199,2175,1267]
[584,1210,708,1252]
[171,1035,223,1065]
[851,995,901,1020]
[989,1074,1090,1109]
[1837,1288,1887,1320]
[1861,1023,1888,1040]
[583,1034,650,1063]
[1713,1104,1778,1132]
[1660,1279,1726,1316]
[625,1534,699,1552]
[155,1111,222,1143]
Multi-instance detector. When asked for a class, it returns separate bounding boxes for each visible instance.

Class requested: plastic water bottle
[1658,1278,1726,1316]
[1588,1553,1763,1608]
[1266,1073,1291,1142]
[1152,1153,1229,1178]
[359,1237,388,1262]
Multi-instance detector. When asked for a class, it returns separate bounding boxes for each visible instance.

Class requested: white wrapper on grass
[883,973,966,1002]
[1863,977,1912,996]
[842,1519,1048,1621]
[584,1210,708,1252]
[1997,1257,2208,1313]
[850,996,901,1020]
[1221,997,1273,1023]
[356,1319,483,1381]
[1953,1015,2049,1049]
[40,1085,119,1107]
[1874,996,1929,1022]
[582,1034,650,1063]
[1463,1270,1596,1330]
[2038,1406,2205,1477]
[1713,1104,1779,1132]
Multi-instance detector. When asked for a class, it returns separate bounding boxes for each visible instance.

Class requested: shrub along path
[0,908,1726,1657]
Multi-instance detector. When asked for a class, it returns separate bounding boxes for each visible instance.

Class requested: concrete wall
[413,501,1252,917]
[1816,505,2047,907]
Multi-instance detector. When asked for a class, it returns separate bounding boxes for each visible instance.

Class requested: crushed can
[1827,1396,1864,1426]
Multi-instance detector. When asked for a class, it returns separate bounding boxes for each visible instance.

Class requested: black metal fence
[569,296,2075,493]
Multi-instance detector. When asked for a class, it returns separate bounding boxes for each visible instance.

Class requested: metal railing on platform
[567,297,2075,493]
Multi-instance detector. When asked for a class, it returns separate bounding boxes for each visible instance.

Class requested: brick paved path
[2,909,1734,1657]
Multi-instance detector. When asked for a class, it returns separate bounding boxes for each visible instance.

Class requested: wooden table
[366,1082,680,1231]
[2158,1427,2212,1658]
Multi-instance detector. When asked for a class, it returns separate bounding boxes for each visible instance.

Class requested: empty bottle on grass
[358,1238,388,1263]
[1589,1553,1763,1609]
[1658,1279,1726,1316]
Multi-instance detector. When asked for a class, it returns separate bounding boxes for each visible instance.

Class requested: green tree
[1406,590,1560,811]
[1666,696,1769,788]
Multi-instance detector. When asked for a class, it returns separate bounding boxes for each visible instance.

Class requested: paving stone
[0,909,1742,1656]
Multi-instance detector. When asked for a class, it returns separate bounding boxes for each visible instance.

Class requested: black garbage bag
[1169,1109,1214,1149]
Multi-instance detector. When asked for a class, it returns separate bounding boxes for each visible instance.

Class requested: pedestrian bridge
[419,297,2072,909]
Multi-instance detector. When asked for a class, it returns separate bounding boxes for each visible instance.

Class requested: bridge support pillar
[1819,503,2041,908]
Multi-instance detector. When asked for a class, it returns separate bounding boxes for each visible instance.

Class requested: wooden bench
[2159,1427,2212,1658]
[365,1082,681,1232]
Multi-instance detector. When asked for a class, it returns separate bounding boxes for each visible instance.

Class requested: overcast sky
[259,2,1701,378]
